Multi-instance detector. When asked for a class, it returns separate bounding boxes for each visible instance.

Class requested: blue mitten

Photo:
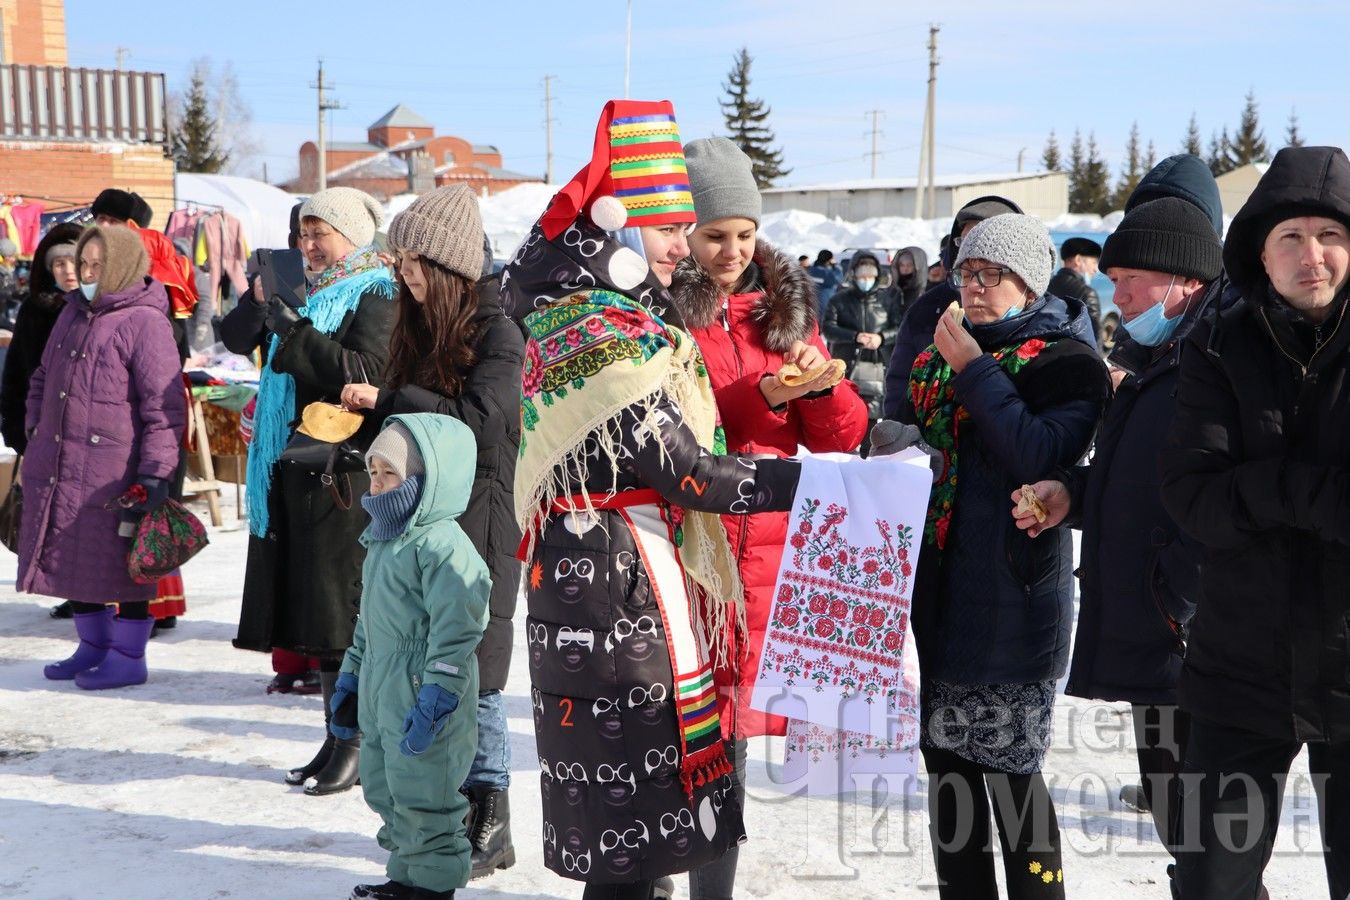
[328,672,360,740]
[399,683,460,757]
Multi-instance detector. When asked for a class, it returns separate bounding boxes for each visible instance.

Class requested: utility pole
[1017,147,1026,172]
[624,0,633,98]
[543,75,556,184]
[311,60,342,191]
[114,47,128,70]
[865,110,884,178]
[922,24,940,218]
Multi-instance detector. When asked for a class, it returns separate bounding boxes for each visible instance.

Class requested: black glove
[264,295,302,339]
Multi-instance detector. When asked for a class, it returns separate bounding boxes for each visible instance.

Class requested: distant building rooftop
[762,171,1058,193]
[370,104,434,130]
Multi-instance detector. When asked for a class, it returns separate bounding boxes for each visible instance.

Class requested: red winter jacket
[672,241,869,738]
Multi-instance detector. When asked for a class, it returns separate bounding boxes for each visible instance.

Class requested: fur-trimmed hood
[671,240,818,351]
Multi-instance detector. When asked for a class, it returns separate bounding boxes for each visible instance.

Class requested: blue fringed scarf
[246,248,395,537]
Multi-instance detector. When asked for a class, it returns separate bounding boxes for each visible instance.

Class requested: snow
[0,506,1330,898]
[174,174,301,252]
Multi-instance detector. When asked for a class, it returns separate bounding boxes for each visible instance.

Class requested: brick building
[286,104,540,199]
[0,0,174,229]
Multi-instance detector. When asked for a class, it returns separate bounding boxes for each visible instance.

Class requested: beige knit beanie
[301,187,384,249]
[386,185,485,280]
[76,225,149,301]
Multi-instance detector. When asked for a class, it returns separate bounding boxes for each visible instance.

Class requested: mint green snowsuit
[340,413,491,892]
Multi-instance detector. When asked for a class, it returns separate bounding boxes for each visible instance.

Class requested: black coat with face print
[526,397,800,884]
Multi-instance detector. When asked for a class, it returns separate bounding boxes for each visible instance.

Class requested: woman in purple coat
[19,225,187,690]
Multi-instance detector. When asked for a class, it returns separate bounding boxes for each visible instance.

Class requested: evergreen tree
[719,47,789,187]
[171,69,228,173]
[1286,108,1304,148]
[1042,130,1062,172]
[1207,128,1234,177]
[1144,139,1157,172]
[1226,90,1270,167]
[1182,113,1203,156]
[1067,129,1088,213]
[1081,132,1112,215]
[1112,122,1145,209]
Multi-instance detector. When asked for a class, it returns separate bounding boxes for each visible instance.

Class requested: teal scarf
[246,248,395,537]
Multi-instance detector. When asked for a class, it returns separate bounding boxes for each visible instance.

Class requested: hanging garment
[199,212,250,303]
[165,208,205,246]
[4,201,45,257]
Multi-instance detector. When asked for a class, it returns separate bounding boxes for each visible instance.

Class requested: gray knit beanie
[684,137,762,226]
[365,421,425,482]
[386,185,485,280]
[954,213,1054,297]
[301,187,384,249]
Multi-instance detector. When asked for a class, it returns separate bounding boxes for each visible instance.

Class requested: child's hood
[383,412,477,532]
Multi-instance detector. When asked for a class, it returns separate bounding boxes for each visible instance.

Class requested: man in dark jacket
[822,251,896,420]
[1161,145,1350,899]
[1015,196,1223,866]
[807,248,842,316]
[1047,237,1103,347]
[882,195,1023,420]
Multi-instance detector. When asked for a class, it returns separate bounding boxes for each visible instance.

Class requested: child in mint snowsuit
[333,413,491,899]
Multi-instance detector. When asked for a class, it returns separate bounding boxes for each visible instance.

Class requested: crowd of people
[4,93,1349,900]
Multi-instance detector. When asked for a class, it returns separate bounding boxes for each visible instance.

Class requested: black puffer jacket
[1063,280,1220,706]
[823,252,899,415]
[370,277,525,692]
[884,245,929,318]
[906,294,1109,684]
[0,223,85,452]
[1046,267,1102,347]
[1162,145,1350,742]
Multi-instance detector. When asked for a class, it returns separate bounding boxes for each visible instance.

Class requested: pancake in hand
[777,358,846,389]
[1015,484,1048,524]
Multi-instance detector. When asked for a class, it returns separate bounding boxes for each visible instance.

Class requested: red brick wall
[5,0,67,66]
[0,140,175,229]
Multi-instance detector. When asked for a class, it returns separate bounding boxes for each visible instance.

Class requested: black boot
[467,785,514,878]
[306,734,360,795]
[350,880,414,899]
[50,600,74,619]
[285,669,336,785]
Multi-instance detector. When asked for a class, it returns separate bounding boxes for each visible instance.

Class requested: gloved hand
[264,295,302,339]
[868,420,943,483]
[399,683,460,757]
[328,671,359,740]
[115,476,172,526]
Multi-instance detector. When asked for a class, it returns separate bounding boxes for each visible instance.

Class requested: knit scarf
[360,476,423,542]
[909,338,1055,549]
[246,247,395,537]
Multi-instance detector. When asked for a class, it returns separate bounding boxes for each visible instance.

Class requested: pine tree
[1286,108,1304,148]
[1144,139,1157,172]
[719,47,789,188]
[1081,132,1112,215]
[1207,128,1234,177]
[1042,130,1062,172]
[1112,122,1145,209]
[171,70,228,173]
[1226,90,1270,167]
[1182,113,1203,157]
[1067,129,1088,212]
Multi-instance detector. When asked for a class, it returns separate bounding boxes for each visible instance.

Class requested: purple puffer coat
[18,278,187,602]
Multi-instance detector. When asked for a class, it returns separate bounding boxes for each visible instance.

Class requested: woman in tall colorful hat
[501,99,803,899]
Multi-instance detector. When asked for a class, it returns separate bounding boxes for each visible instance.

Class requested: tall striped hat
[540,99,696,240]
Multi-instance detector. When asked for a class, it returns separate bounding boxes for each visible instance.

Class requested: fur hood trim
[671,240,818,351]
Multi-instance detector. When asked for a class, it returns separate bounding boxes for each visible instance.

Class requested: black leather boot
[285,669,337,786]
[305,733,360,795]
[467,785,514,878]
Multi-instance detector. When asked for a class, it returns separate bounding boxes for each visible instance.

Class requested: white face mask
[79,282,98,301]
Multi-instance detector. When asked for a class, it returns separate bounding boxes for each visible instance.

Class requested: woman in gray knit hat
[881,212,1110,898]
[339,184,526,886]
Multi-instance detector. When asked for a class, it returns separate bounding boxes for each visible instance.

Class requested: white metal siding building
[760,171,1069,221]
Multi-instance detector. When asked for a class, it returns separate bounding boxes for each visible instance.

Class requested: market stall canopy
[174,173,297,252]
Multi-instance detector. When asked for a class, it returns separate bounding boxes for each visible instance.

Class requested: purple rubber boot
[44,607,114,680]
[74,617,154,690]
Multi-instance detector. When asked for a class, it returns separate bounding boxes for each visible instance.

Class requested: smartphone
[255,248,307,309]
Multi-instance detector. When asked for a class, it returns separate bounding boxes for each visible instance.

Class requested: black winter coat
[231,284,396,657]
[0,290,63,452]
[883,280,957,421]
[370,279,525,692]
[1063,284,1217,706]
[1047,267,1102,347]
[823,267,900,416]
[1162,144,1350,742]
[906,295,1109,685]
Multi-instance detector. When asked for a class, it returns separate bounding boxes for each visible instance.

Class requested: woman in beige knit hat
[339,184,527,885]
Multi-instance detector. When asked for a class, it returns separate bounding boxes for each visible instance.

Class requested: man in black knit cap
[1048,236,1103,347]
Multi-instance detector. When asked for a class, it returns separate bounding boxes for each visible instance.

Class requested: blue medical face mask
[79,281,98,301]
[1123,276,1182,347]
[1000,304,1023,320]
[856,276,877,292]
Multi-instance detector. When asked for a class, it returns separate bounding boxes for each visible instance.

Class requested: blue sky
[65,0,1350,189]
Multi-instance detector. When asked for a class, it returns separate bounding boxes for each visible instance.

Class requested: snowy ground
[0,504,1329,899]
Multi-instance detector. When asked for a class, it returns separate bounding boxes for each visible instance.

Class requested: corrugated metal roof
[761,171,1061,193]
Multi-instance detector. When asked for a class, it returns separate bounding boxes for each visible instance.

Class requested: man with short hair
[1162,145,1350,899]
[1049,236,1103,345]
